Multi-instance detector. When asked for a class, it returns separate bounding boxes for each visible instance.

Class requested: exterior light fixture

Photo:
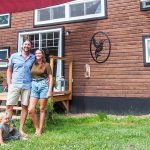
[65,31,70,36]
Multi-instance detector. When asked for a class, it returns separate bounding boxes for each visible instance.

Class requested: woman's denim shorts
[30,78,48,99]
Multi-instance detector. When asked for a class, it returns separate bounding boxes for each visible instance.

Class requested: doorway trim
[18,27,64,78]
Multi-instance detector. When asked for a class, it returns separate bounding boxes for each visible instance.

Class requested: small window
[37,8,50,22]
[34,0,106,26]
[69,3,84,17]
[140,0,150,11]
[52,6,65,19]
[36,6,65,23]
[86,0,101,15]
[0,47,10,67]
[0,14,10,28]
[143,36,150,66]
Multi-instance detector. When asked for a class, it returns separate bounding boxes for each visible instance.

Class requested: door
[18,27,64,79]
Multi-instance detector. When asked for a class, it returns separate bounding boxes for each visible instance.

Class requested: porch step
[0,105,22,110]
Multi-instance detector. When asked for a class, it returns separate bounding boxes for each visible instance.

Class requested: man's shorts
[30,79,48,99]
[6,84,31,106]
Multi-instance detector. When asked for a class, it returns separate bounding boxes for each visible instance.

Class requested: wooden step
[0,106,22,110]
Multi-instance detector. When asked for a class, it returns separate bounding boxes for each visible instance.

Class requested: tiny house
[0,0,150,114]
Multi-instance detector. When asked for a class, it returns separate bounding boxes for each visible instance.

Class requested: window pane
[0,15,8,25]
[31,42,34,48]
[144,2,150,7]
[0,62,7,66]
[52,6,65,19]
[35,41,39,48]
[70,3,84,17]
[42,33,46,40]
[41,40,46,48]
[32,40,35,48]
[38,8,50,21]
[86,0,101,15]
[0,51,7,59]
[29,34,39,48]
[147,40,150,61]
[47,33,53,39]
[54,32,59,38]
[47,40,53,47]
[29,35,34,41]
[35,34,39,40]
[54,39,59,46]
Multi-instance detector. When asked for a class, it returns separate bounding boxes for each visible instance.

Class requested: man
[6,40,35,137]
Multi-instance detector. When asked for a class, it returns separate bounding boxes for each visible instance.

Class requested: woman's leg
[39,98,47,134]
[28,97,39,134]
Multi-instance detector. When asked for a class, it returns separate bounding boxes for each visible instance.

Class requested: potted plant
[0,73,4,93]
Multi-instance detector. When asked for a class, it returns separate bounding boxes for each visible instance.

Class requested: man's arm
[7,67,13,86]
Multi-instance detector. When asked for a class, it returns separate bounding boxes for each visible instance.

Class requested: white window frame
[0,47,9,67]
[34,0,106,26]
[140,0,150,11]
[0,13,10,28]
[18,28,63,78]
[143,36,150,66]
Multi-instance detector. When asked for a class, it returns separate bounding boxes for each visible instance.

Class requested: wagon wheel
[90,31,111,63]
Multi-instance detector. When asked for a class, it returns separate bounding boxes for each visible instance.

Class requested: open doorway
[18,27,64,79]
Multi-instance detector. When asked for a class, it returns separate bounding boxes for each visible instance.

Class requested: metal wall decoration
[90,31,111,63]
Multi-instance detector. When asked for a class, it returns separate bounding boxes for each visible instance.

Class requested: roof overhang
[0,0,73,14]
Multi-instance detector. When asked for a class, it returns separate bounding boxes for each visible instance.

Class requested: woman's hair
[35,49,46,69]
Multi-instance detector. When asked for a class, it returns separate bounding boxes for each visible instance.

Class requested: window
[27,32,60,57]
[70,3,84,17]
[143,35,150,66]
[0,47,10,67]
[34,0,106,26]
[37,8,50,22]
[86,0,101,15]
[52,6,65,19]
[140,0,150,11]
[0,14,10,28]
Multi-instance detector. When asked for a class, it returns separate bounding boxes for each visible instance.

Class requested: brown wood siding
[0,0,150,98]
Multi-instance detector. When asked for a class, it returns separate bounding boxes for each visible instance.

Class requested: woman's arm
[47,74,53,98]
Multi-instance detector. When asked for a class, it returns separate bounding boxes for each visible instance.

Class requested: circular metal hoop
[90,31,111,63]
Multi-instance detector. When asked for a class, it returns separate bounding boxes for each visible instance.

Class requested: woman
[28,49,53,135]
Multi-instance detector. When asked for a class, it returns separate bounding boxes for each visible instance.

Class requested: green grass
[1,113,150,150]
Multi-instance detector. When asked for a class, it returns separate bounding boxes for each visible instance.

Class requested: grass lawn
[1,113,150,150]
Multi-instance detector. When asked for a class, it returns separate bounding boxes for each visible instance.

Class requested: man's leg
[6,84,20,119]
[19,89,30,137]
[19,105,28,137]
